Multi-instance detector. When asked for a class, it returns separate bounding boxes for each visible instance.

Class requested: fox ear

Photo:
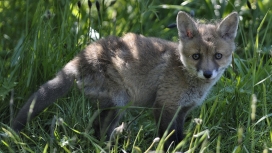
[176,11,198,40]
[217,12,239,40]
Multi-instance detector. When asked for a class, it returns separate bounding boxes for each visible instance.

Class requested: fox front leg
[154,105,191,150]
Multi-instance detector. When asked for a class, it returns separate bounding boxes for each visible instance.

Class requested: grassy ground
[0,0,271,152]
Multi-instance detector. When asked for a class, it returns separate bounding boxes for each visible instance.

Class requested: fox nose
[203,71,212,79]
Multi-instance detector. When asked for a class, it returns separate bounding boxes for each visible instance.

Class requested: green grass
[0,0,272,152]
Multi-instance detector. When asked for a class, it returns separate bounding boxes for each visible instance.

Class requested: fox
[12,11,239,150]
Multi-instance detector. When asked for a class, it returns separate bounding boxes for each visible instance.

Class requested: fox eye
[215,53,222,59]
[192,53,201,60]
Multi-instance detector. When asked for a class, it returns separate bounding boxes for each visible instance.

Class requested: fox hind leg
[93,104,123,141]
[92,92,129,142]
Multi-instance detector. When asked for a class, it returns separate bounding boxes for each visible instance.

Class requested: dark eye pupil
[192,53,200,60]
[215,53,222,59]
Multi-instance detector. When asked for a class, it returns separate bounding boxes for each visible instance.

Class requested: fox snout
[197,70,218,80]
[203,70,213,78]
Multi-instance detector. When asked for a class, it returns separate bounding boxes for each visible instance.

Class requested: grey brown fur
[12,11,239,150]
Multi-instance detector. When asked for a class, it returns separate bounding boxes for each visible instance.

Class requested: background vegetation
[0,0,271,152]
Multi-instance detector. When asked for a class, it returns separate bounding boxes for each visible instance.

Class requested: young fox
[12,11,239,149]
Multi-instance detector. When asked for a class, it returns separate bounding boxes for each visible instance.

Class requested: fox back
[12,11,238,150]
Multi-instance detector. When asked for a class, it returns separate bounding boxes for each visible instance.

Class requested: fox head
[176,11,239,81]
